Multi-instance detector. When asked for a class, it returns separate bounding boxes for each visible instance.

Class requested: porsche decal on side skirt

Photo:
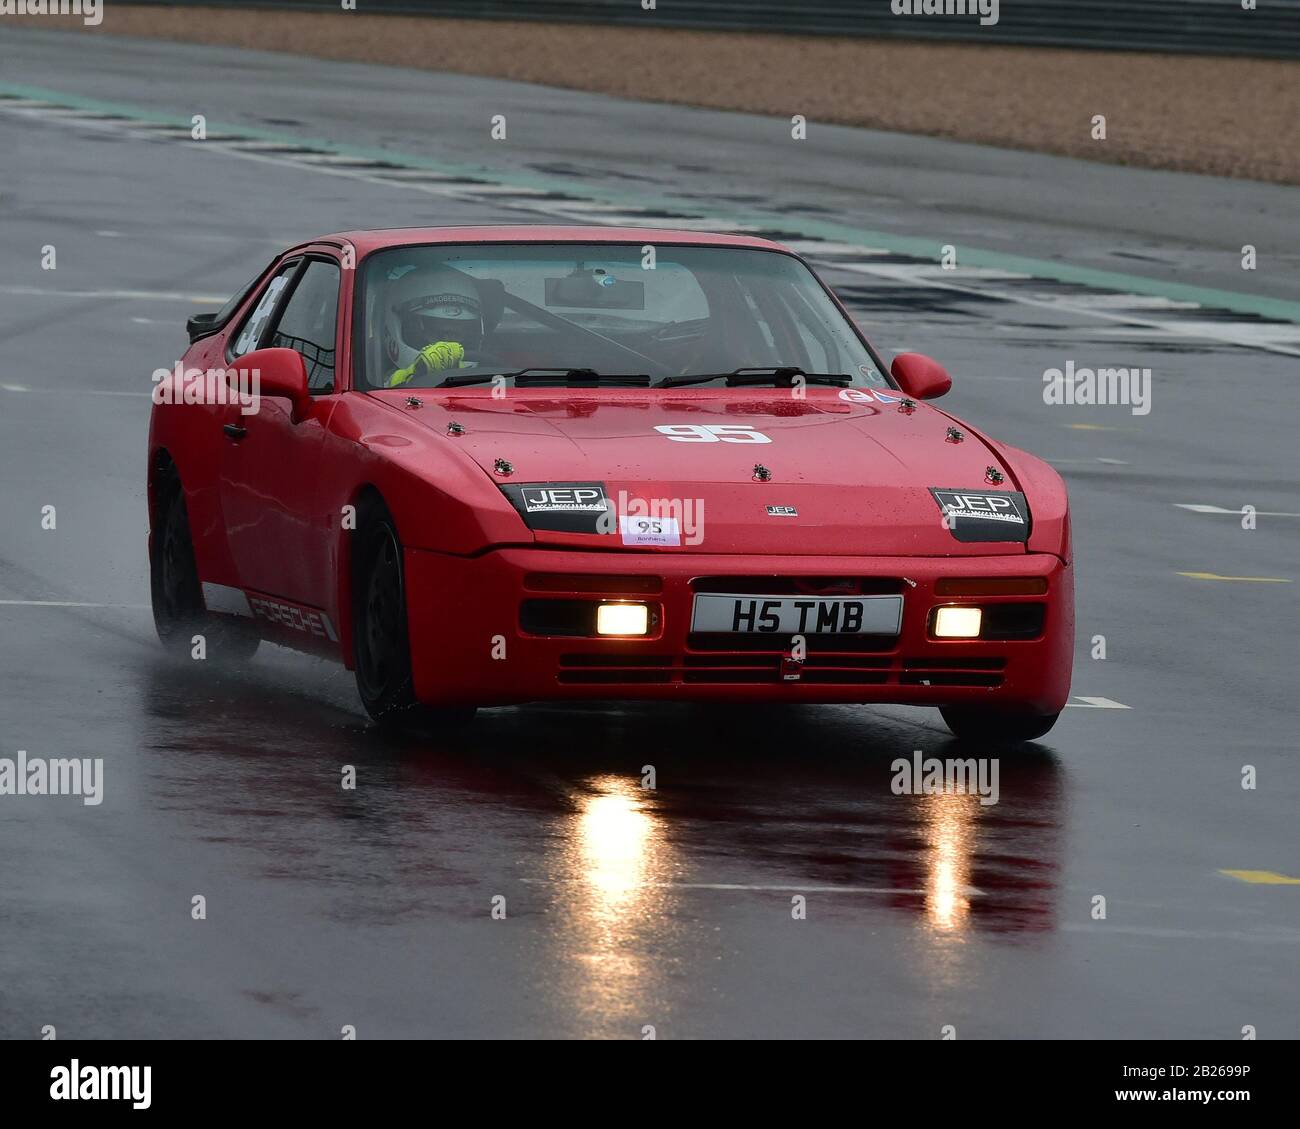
[247,594,339,641]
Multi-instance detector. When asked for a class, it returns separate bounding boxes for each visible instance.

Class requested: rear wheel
[351,502,474,730]
[150,466,259,664]
[940,707,1060,744]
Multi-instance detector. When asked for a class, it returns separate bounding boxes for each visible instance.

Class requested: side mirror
[890,353,952,400]
[233,347,310,421]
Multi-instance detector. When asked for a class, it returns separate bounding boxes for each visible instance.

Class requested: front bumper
[405,546,1074,712]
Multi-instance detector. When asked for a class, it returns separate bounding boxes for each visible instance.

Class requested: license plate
[691,593,903,635]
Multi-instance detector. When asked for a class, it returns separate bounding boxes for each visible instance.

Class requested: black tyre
[351,501,474,729]
[939,707,1060,744]
[150,467,260,664]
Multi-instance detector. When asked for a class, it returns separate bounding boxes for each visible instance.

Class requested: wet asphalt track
[0,29,1297,1039]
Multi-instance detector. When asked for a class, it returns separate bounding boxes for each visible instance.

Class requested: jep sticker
[930,488,1031,543]
[500,482,612,532]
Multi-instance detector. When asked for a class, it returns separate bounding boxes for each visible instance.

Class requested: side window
[214,264,272,326]
[230,264,296,359]
[269,260,341,392]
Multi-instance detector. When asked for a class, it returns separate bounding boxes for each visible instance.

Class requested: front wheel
[940,707,1060,744]
[351,503,474,730]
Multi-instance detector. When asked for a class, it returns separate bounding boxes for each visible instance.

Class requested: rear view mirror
[891,352,952,400]
[545,270,645,310]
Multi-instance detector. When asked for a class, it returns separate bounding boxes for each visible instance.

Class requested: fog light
[597,603,649,636]
[934,606,982,638]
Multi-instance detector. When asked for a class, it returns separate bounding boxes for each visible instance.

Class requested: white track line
[1,385,150,397]
[1176,504,1300,518]
[0,284,224,304]
[0,601,150,608]
[1067,696,1133,709]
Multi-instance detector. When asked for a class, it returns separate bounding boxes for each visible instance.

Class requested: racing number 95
[654,424,772,443]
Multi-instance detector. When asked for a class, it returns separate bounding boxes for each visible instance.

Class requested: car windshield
[355,242,887,390]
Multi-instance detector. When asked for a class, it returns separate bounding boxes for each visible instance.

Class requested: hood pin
[752,463,773,482]
[447,421,466,436]
[985,466,1005,484]
[946,426,964,443]
[404,396,423,409]
[493,457,514,477]
[899,398,917,414]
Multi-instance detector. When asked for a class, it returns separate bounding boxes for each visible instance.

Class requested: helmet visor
[396,291,483,353]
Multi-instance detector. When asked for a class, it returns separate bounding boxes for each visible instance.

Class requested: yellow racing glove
[387,341,465,387]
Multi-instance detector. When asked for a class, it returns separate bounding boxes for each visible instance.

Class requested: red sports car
[148,226,1073,742]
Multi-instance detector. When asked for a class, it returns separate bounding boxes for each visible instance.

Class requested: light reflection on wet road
[89,643,1078,1036]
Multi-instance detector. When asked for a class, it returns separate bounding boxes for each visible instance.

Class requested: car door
[219,255,343,619]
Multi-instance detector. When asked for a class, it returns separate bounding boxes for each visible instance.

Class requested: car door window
[269,260,341,392]
[215,263,273,326]
[230,264,297,359]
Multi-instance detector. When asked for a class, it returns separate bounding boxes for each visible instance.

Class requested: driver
[384,266,486,387]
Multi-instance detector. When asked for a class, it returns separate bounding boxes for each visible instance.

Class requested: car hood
[369,387,1025,555]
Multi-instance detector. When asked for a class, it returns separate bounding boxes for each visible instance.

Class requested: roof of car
[298,225,793,256]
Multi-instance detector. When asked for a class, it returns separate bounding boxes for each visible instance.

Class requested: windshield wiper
[656,367,854,388]
[437,368,651,388]
[515,369,651,388]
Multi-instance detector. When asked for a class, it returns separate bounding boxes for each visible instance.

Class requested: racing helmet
[383,265,485,371]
